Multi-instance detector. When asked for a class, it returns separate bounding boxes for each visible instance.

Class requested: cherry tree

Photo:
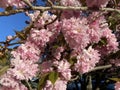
[0,0,120,90]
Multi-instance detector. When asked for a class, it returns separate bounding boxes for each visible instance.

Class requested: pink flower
[0,74,18,88]
[53,47,64,60]
[7,0,34,8]
[40,61,53,74]
[11,42,40,62]
[43,79,67,90]
[60,0,81,6]
[61,10,81,19]
[0,82,28,90]
[54,60,71,80]
[110,59,120,66]
[9,56,38,80]
[86,0,110,8]
[53,79,67,90]
[28,11,57,29]
[0,73,27,90]
[115,82,120,90]
[102,28,118,52]
[47,20,61,42]
[75,46,100,73]
[26,11,40,21]
[42,80,53,90]
[6,35,13,41]
[29,29,52,48]
[88,15,118,54]
[0,0,9,8]
[62,17,90,52]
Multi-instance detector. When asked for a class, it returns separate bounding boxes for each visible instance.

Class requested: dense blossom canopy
[0,0,119,90]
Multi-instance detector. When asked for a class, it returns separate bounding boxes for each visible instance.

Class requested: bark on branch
[0,9,26,16]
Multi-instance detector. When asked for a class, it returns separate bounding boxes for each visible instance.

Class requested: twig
[101,7,120,13]
[69,65,112,82]
[8,41,23,46]
[32,5,120,13]
[69,75,79,82]
[22,0,33,8]
[47,0,54,6]
[87,75,92,90]
[89,64,112,72]
[44,11,62,27]
[0,9,25,16]
[32,6,88,11]
[26,80,33,90]
[1,5,120,16]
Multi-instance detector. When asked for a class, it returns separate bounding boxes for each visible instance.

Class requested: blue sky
[0,0,45,41]
[0,12,29,41]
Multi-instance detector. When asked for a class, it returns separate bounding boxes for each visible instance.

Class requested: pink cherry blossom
[43,79,67,90]
[53,47,64,60]
[60,0,81,6]
[0,82,28,90]
[88,14,118,54]
[62,17,90,52]
[54,59,71,80]
[8,0,34,8]
[86,0,110,8]
[110,58,120,66]
[74,46,100,73]
[102,28,118,52]
[8,57,38,80]
[0,0,9,8]
[27,11,57,29]
[40,61,53,74]
[115,82,120,90]
[28,29,52,48]
[0,0,34,8]
[0,74,18,88]
[11,41,40,62]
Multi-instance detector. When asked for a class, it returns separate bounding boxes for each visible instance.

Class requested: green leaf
[97,37,107,46]
[0,65,9,76]
[38,74,49,90]
[48,71,58,84]
[68,57,77,65]
[0,56,8,66]
[53,45,59,49]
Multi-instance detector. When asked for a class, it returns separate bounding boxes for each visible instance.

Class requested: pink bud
[7,35,13,41]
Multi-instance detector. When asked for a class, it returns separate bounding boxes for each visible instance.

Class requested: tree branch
[0,9,25,16]
[89,64,112,72]
[1,5,120,16]
[32,5,88,11]
[101,7,120,13]
[47,0,54,6]
[22,0,33,8]
[32,5,120,13]
[25,80,33,90]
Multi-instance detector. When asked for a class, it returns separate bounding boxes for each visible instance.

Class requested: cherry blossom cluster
[0,0,34,8]
[0,0,119,90]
